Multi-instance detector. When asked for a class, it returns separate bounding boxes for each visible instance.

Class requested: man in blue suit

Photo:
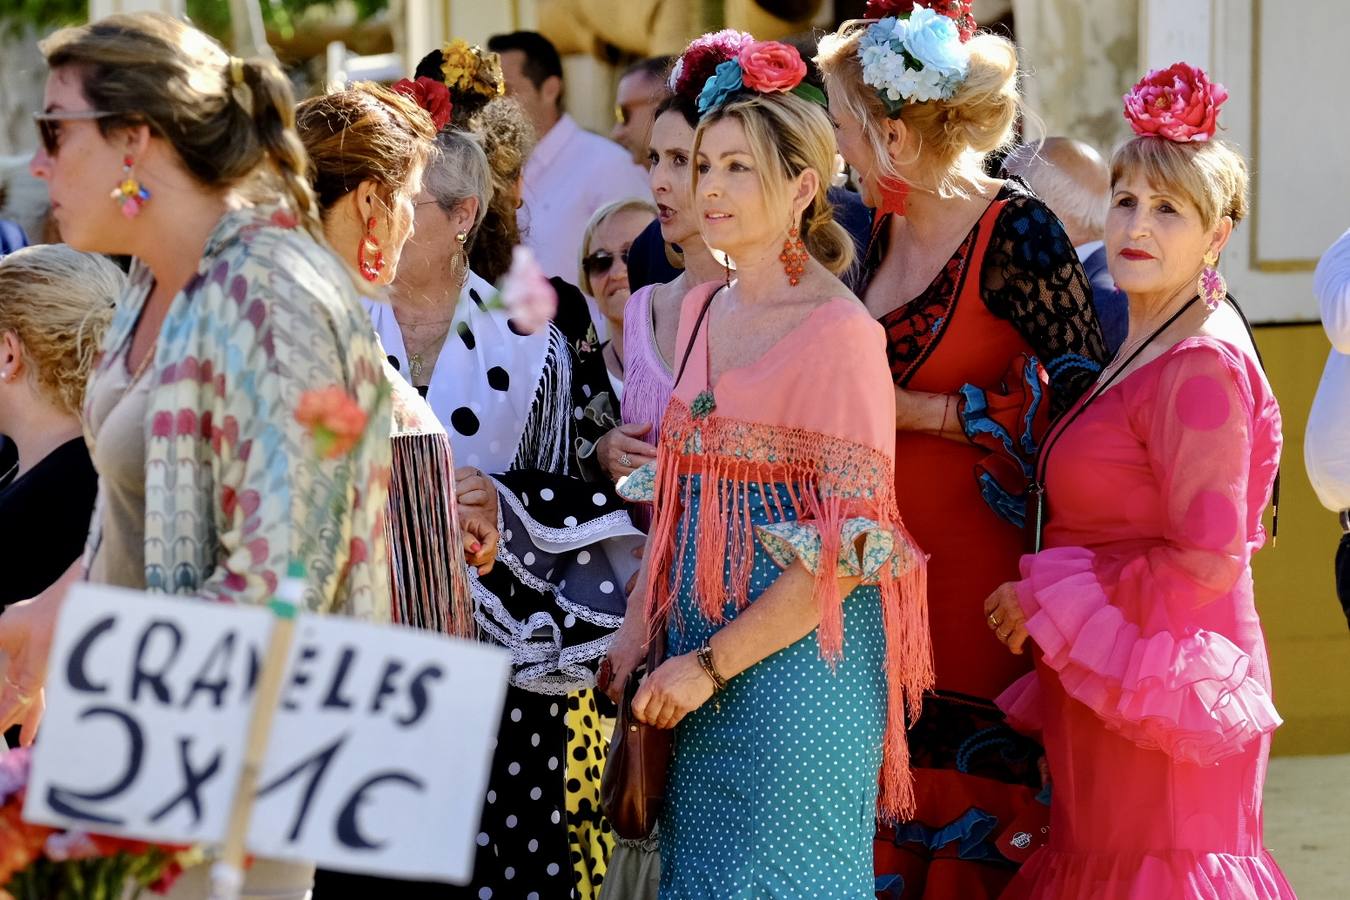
[1004,137,1128,355]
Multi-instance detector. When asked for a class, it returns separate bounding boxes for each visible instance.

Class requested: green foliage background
[2,0,387,44]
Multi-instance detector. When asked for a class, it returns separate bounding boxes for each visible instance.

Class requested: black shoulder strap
[673,285,723,389]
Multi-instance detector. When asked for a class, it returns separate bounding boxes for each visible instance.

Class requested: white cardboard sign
[24,583,509,884]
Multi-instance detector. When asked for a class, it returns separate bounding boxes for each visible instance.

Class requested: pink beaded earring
[110,155,151,218]
[1198,248,1226,310]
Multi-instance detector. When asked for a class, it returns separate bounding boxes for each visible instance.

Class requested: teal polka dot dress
[660,477,887,899]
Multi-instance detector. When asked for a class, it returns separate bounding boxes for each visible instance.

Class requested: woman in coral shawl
[611,41,932,898]
[986,64,1296,900]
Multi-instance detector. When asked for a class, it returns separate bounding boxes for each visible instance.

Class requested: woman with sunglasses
[364,59,644,897]
[579,197,659,397]
[3,13,393,899]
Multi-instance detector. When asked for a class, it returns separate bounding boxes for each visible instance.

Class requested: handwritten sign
[24,584,509,884]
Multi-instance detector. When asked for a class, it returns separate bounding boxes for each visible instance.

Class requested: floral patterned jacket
[84,207,393,619]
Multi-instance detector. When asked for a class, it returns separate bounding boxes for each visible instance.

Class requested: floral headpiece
[669,29,755,99]
[858,0,975,116]
[1123,62,1228,142]
[865,0,976,40]
[438,39,505,99]
[391,76,453,131]
[695,40,826,117]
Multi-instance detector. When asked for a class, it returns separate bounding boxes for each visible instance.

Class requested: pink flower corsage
[391,76,454,131]
[296,386,369,459]
[500,246,558,335]
[1123,62,1228,142]
[738,41,808,93]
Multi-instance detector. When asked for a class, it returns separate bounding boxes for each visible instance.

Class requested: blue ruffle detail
[978,471,1026,529]
[1015,360,1046,457]
[875,873,907,899]
[957,354,1048,527]
[1045,352,1101,379]
[893,806,1002,862]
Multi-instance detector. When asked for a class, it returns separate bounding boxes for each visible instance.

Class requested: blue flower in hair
[697,58,745,115]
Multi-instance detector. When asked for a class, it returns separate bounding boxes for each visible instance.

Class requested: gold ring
[987,613,1001,628]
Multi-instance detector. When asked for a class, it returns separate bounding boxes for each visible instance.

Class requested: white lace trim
[491,475,642,552]
[467,495,624,694]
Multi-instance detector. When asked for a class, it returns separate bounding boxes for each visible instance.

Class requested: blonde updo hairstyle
[1110,136,1249,231]
[0,245,123,415]
[693,91,854,276]
[41,13,323,240]
[815,21,1021,198]
[469,97,536,283]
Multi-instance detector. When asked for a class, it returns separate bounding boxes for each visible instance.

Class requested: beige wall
[1011,0,1140,153]
[1252,325,1350,756]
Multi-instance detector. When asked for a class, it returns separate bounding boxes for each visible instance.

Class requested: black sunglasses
[33,110,119,156]
[582,247,631,277]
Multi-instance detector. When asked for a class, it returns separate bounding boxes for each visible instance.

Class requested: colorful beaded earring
[780,224,808,286]
[357,216,385,282]
[1198,248,1226,310]
[110,155,151,218]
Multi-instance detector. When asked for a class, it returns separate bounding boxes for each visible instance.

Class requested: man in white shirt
[1003,137,1128,354]
[1305,227,1350,630]
[488,31,652,291]
[611,56,672,168]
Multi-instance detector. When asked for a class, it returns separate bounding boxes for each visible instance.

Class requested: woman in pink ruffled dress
[985,64,1296,899]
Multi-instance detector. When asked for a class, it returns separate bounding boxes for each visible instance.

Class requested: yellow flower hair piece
[440,39,505,98]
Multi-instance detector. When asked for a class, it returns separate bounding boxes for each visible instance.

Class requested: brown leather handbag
[601,630,673,840]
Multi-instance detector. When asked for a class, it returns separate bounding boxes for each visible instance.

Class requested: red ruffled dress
[864,182,1109,899]
[997,336,1295,899]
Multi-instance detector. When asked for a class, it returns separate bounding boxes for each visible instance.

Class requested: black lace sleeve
[980,186,1110,417]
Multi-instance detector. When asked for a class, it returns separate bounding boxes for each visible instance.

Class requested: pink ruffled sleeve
[1001,341,1281,765]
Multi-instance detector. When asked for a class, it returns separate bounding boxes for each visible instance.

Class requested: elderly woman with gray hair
[363,126,642,898]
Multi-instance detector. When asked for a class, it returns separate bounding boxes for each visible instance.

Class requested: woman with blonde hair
[578,196,659,395]
[0,13,393,898]
[986,64,1294,900]
[0,245,121,608]
[613,40,930,897]
[817,5,1109,894]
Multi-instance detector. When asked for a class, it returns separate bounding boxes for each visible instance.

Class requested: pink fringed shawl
[638,287,934,820]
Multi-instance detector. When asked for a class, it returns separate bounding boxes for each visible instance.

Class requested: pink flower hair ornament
[1123,62,1228,142]
[669,29,756,99]
[695,41,827,116]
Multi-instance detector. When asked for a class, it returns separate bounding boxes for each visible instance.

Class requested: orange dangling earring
[780,223,808,286]
[357,216,385,282]
[1198,248,1226,311]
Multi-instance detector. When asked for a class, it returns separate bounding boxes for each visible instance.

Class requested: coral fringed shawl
[637,287,934,820]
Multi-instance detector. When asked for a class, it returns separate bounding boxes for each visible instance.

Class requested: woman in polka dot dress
[985,78,1295,900]
[357,53,642,899]
[612,53,933,899]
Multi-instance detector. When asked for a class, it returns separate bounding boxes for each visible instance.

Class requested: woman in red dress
[818,6,1109,898]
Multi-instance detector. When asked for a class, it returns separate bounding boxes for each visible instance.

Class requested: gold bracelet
[695,644,728,692]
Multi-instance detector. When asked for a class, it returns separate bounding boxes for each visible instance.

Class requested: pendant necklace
[673,285,725,421]
[691,295,718,419]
